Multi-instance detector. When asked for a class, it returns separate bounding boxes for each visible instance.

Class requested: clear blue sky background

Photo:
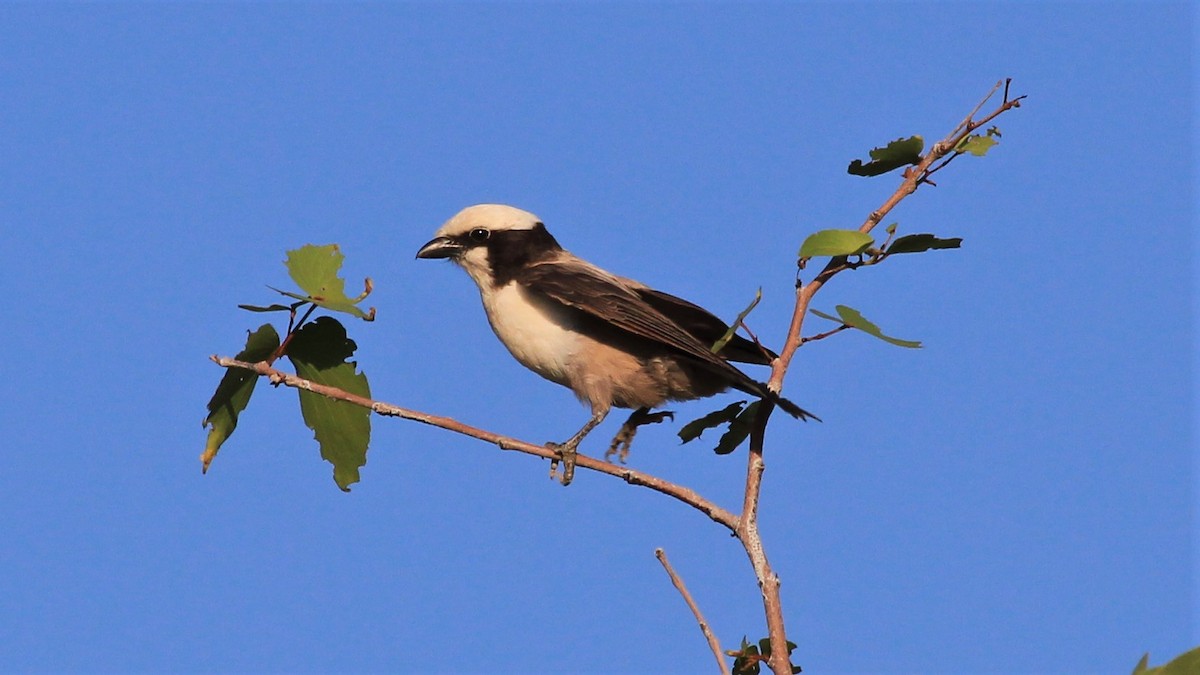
[0,3,1194,674]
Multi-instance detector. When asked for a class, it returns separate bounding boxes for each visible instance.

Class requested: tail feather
[770,391,821,422]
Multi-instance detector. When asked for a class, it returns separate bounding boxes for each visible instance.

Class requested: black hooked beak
[415,236,462,260]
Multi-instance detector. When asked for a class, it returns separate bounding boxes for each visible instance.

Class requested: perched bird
[416,204,815,483]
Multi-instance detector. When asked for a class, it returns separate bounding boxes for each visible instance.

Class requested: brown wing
[635,287,776,365]
[520,256,816,420]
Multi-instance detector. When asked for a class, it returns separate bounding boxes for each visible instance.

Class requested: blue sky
[0,3,1194,674]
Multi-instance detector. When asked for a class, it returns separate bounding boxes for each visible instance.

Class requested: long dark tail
[732,378,820,422]
[769,390,820,422]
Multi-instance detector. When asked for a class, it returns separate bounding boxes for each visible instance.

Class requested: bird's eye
[468,228,490,242]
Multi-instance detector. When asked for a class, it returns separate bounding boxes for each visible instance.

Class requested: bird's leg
[547,408,608,486]
[605,408,675,464]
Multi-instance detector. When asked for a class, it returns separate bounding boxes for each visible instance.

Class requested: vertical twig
[655,548,731,675]
[736,402,794,675]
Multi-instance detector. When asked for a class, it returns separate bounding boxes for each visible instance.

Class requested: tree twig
[655,548,730,675]
[209,356,738,531]
[750,79,1024,675]
[736,401,793,675]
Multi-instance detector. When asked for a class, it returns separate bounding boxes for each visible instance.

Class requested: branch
[748,79,1025,675]
[771,79,1025,390]
[737,401,793,675]
[209,356,738,531]
[655,548,730,675]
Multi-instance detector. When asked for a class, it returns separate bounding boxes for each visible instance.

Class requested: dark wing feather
[520,257,816,421]
[635,287,776,365]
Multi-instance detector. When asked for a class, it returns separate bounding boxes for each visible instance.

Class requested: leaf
[714,401,760,455]
[887,233,963,255]
[885,222,897,235]
[237,303,295,313]
[811,305,922,349]
[287,316,372,491]
[799,229,875,258]
[201,324,281,473]
[955,134,998,157]
[712,288,762,354]
[678,401,746,444]
[1134,646,1200,675]
[848,135,924,176]
[281,244,376,321]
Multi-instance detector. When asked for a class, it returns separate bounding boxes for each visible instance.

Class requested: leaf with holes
[887,233,963,255]
[679,401,746,444]
[714,401,760,455]
[287,317,372,491]
[201,324,280,473]
[956,134,999,156]
[848,135,924,176]
[278,244,375,321]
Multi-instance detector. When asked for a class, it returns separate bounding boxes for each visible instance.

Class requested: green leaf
[848,135,924,176]
[887,233,963,255]
[237,303,295,313]
[712,288,762,354]
[201,324,281,473]
[885,222,897,235]
[811,305,922,349]
[287,317,372,491]
[955,134,998,157]
[679,401,746,444]
[799,229,875,258]
[281,244,376,321]
[1134,645,1200,675]
[714,401,760,455]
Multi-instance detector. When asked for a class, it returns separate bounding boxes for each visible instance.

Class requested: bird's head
[417,204,561,288]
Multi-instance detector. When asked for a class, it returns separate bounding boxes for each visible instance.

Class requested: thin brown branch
[800,324,851,344]
[748,80,1025,675]
[210,356,738,531]
[771,80,1025,391]
[735,402,794,675]
[655,548,730,675]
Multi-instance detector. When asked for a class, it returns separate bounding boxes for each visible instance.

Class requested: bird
[416,204,816,484]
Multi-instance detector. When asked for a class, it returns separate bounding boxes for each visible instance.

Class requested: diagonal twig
[656,548,730,675]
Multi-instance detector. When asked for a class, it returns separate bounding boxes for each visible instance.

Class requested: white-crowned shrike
[417,204,815,484]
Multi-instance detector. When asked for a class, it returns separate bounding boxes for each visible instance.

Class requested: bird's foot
[546,441,578,486]
[605,408,675,464]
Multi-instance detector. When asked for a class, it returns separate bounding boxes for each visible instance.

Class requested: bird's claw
[605,408,675,463]
[546,441,577,486]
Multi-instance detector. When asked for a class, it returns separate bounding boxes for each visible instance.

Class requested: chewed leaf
[848,135,924,176]
[799,230,874,258]
[811,305,922,348]
[201,324,281,473]
[287,317,372,491]
[679,401,746,444]
[956,134,999,156]
[887,234,963,255]
[281,244,375,320]
[714,401,760,455]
